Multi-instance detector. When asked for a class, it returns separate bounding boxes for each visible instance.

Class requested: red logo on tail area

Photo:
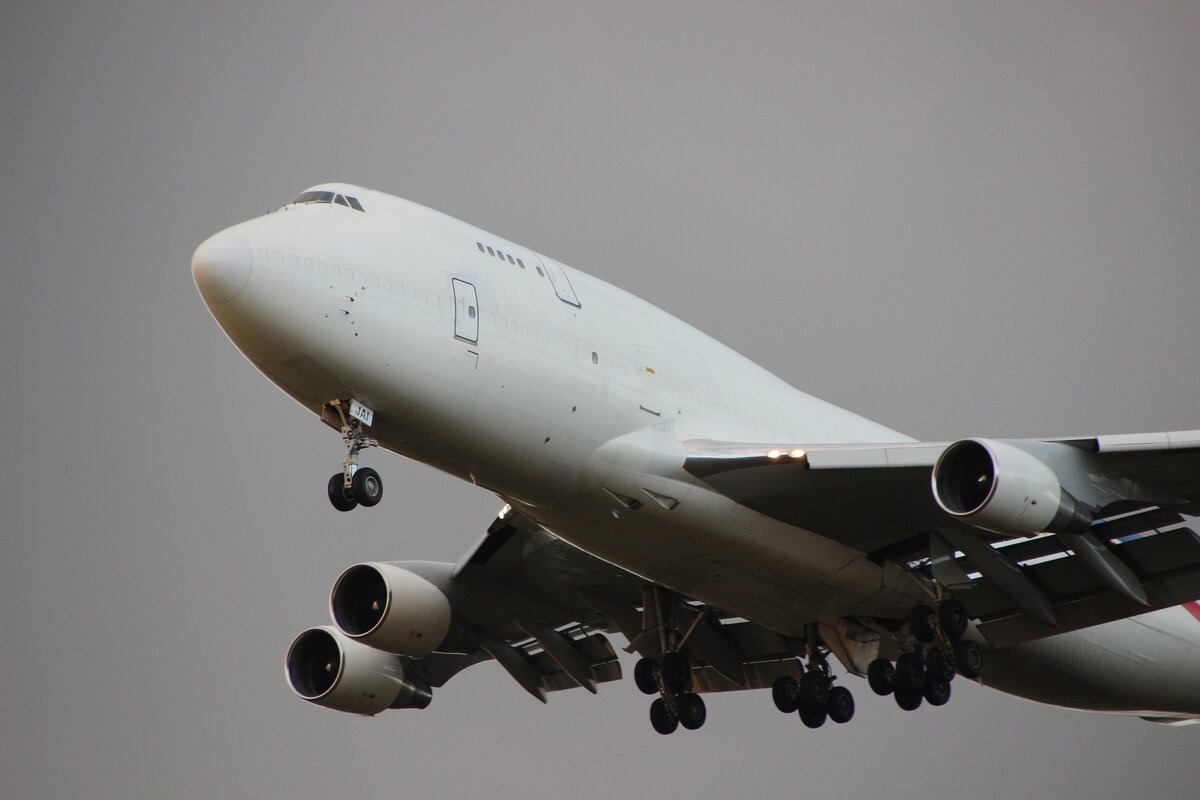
[1183,601,1200,624]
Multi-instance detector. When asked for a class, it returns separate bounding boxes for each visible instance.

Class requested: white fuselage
[194,183,1200,720]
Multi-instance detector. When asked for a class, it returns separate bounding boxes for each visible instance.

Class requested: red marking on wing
[1183,601,1200,624]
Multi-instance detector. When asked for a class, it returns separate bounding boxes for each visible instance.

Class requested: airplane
[191,183,1200,734]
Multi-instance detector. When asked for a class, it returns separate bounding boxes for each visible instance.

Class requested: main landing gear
[770,645,856,730]
[866,599,983,713]
[324,401,382,512]
[636,653,707,734]
[634,588,709,735]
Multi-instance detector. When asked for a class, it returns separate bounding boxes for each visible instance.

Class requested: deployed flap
[940,511,1200,648]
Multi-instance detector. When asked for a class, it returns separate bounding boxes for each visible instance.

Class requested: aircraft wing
[413,507,810,699]
[683,430,1200,646]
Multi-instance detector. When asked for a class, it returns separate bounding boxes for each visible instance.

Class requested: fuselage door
[451,278,479,343]
[537,256,581,308]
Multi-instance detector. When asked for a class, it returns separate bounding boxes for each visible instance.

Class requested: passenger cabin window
[477,242,486,253]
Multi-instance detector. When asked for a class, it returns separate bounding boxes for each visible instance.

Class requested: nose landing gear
[323,400,382,512]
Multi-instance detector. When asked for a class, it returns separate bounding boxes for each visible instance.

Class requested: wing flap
[943,518,1200,648]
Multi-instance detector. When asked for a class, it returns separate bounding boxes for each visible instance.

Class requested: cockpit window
[292,191,336,204]
[289,191,366,212]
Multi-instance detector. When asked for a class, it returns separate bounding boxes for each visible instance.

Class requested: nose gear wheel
[323,400,381,512]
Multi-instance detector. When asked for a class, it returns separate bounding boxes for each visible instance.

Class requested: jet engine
[330,563,479,657]
[932,438,1093,537]
[285,626,432,715]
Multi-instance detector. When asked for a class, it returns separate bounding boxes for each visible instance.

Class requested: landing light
[767,449,782,459]
[789,448,806,460]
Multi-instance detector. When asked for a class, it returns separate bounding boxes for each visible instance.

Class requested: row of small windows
[478,241,525,269]
[290,191,366,212]
[476,241,549,277]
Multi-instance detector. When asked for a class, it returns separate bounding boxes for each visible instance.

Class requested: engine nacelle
[932,438,1092,537]
[285,626,432,715]
[330,563,479,657]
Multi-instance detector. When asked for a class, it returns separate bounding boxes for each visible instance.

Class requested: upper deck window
[289,191,366,212]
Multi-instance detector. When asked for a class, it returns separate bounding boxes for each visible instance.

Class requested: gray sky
[3,2,1199,798]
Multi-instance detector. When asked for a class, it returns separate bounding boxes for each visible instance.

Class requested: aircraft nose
[191,228,253,305]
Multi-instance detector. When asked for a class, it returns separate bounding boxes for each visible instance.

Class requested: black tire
[867,658,895,696]
[661,652,692,693]
[679,693,707,730]
[328,473,358,512]
[826,686,855,724]
[894,688,923,711]
[351,467,383,507]
[772,675,799,713]
[926,647,956,682]
[634,657,659,695]
[650,698,678,735]
[798,705,827,729]
[938,599,969,639]
[894,652,926,692]
[910,604,936,642]
[923,677,952,706]
[799,671,831,709]
[955,640,984,678]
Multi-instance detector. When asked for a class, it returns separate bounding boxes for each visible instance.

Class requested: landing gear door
[451,278,479,343]
[537,256,581,308]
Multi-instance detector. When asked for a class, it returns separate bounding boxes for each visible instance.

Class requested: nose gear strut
[322,400,382,511]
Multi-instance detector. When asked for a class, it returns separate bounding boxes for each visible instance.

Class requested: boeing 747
[192,183,1200,733]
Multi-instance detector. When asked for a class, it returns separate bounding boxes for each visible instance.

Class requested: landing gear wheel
[351,467,383,507]
[661,652,692,693]
[799,671,831,709]
[894,688,923,711]
[649,698,678,735]
[798,705,828,729]
[910,604,937,642]
[634,657,659,695]
[826,686,855,723]
[867,658,895,696]
[955,640,984,678]
[772,675,799,713]
[926,647,956,682]
[894,652,926,692]
[923,676,952,706]
[327,473,358,512]
[938,599,969,639]
[679,693,707,730]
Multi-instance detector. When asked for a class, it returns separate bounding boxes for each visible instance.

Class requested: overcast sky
[3,3,1200,799]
